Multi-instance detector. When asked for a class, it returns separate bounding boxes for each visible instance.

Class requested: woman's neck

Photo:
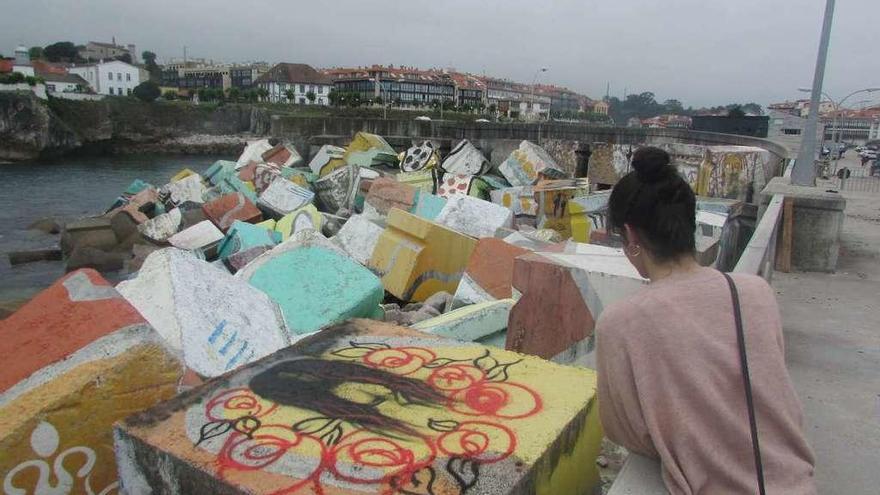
[645,255,702,282]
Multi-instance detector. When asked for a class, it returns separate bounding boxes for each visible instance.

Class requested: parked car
[475,118,491,123]
[414,116,431,121]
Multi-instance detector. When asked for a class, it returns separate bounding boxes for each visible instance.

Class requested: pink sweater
[596,267,816,494]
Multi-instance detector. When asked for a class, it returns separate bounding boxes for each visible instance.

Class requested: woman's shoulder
[595,287,655,339]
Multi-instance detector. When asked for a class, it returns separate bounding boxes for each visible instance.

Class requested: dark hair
[608,146,696,261]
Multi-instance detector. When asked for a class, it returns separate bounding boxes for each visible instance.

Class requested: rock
[7,248,63,265]
[238,245,385,336]
[451,238,531,310]
[66,246,128,273]
[369,208,477,302]
[257,178,315,218]
[168,220,225,257]
[113,319,604,495]
[331,214,384,266]
[0,269,184,495]
[117,248,290,377]
[313,165,352,212]
[27,217,61,234]
[413,298,515,348]
[423,291,453,313]
[234,229,347,280]
[437,173,492,200]
[499,140,567,186]
[440,139,489,175]
[60,217,118,255]
[532,179,590,240]
[202,192,262,231]
[435,194,513,239]
[490,185,538,228]
[507,243,647,360]
[275,204,322,240]
[138,208,183,243]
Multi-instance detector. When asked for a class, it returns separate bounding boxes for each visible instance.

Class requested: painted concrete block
[235,230,347,281]
[364,177,417,217]
[501,231,553,251]
[223,246,272,274]
[205,160,238,186]
[413,298,515,347]
[106,179,154,212]
[114,320,603,495]
[491,185,539,227]
[170,168,198,183]
[168,220,225,254]
[203,192,263,232]
[435,194,513,239]
[258,178,315,218]
[507,243,647,359]
[568,191,611,243]
[117,248,290,377]
[437,173,492,199]
[253,163,283,195]
[343,132,398,168]
[307,144,346,176]
[499,140,567,187]
[137,207,183,242]
[218,174,259,204]
[401,140,439,172]
[256,218,277,230]
[332,214,385,267]
[452,238,531,309]
[534,179,590,240]
[236,139,273,169]
[0,269,183,495]
[239,246,385,336]
[275,204,323,241]
[410,190,447,221]
[396,169,436,193]
[262,143,303,168]
[369,208,477,302]
[217,220,281,260]
[440,139,489,175]
[159,173,206,207]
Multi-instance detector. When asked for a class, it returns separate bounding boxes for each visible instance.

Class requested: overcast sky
[2,0,877,108]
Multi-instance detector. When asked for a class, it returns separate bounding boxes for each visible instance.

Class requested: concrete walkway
[775,154,880,494]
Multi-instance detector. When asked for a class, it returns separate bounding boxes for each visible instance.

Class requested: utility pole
[793,0,835,186]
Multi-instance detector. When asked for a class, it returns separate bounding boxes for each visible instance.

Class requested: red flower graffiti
[205,387,278,421]
[362,347,436,375]
[449,382,542,419]
[329,430,436,485]
[437,421,516,464]
[427,364,486,391]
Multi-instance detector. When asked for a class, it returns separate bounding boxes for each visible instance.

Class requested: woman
[596,147,816,494]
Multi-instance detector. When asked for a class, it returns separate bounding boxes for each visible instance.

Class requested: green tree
[43,41,78,62]
[374,95,383,105]
[162,90,177,100]
[306,91,316,104]
[727,105,746,118]
[488,103,497,114]
[227,87,240,101]
[115,53,133,64]
[328,88,341,106]
[142,51,161,82]
[244,89,259,102]
[256,87,269,101]
[28,46,43,60]
[132,81,161,102]
[285,89,296,102]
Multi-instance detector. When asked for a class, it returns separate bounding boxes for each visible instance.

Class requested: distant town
[2,38,878,144]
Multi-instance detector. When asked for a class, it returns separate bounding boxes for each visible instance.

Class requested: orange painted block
[0,269,184,494]
[202,192,262,232]
[451,238,531,309]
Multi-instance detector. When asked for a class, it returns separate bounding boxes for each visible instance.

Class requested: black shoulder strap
[722,272,767,495]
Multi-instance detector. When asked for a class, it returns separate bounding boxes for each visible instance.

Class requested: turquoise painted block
[205,160,237,186]
[411,299,514,347]
[481,174,511,190]
[410,191,447,221]
[107,179,153,211]
[281,167,318,184]
[245,246,385,335]
[219,175,258,203]
[217,220,281,260]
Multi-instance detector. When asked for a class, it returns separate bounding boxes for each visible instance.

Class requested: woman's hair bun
[631,146,674,184]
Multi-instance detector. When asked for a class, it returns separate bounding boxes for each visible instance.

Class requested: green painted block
[410,190,447,221]
[219,175,258,203]
[217,220,281,260]
[205,160,237,186]
[245,246,385,336]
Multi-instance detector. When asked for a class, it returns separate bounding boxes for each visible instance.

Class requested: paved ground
[775,152,880,494]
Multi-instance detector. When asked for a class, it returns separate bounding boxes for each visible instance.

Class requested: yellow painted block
[274,204,323,241]
[170,168,198,182]
[319,158,347,177]
[369,208,477,302]
[244,181,256,192]
[568,201,592,243]
[255,219,277,230]
[0,339,182,494]
[396,170,435,193]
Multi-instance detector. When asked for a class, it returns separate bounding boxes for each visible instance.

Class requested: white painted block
[236,139,273,169]
[159,174,206,205]
[435,195,513,239]
[258,178,315,216]
[168,220,224,251]
[137,208,182,242]
[332,214,385,266]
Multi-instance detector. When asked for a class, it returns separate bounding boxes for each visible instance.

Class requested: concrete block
[238,246,385,336]
[202,192,262,232]
[258,178,315,218]
[216,220,280,261]
[499,140,567,187]
[440,139,489,175]
[332,214,385,266]
[275,204,323,241]
[413,298,515,346]
[236,139,273,169]
[364,177,417,217]
[401,140,440,172]
[501,230,553,251]
[109,207,148,242]
[106,179,153,211]
[235,229,347,281]
[507,243,647,359]
[568,191,611,242]
[137,207,183,242]
[60,216,119,255]
[534,179,590,240]
[410,190,447,221]
[218,174,260,205]
[159,174,206,207]
[396,169,436,193]
[437,173,491,199]
[170,168,198,183]
[435,194,513,239]
[223,246,272,274]
[369,208,477,302]
[117,248,290,377]
[491,185,538,228]
[343,132,398,167]
[307,144,347,177]
[452,238,531,309]
[252,163,283,194]
[114,320,603,495]
[168,220,225,254]
[262,142,303,168]
[204,160,238,186]
[255,218,277,230]
[1,270,183,495]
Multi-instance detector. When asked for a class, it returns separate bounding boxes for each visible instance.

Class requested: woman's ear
[623,224,640,247]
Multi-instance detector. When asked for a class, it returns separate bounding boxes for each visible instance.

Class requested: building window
[109,87,114,95]
[119,87,123,95]
[127,88,132,95]
[299,84,305,93]
[309,85,315,93]
[108,72,113,81]
[318,86,324,94]
[782,128,802,135]
[126,73,131,81]
[117,72,122,81]
[299,97,306,104]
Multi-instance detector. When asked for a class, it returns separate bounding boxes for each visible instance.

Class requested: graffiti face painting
[185,340,549,495]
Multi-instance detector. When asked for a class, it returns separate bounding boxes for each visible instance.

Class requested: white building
[254,63,333,105]
[69,60,142,96]
[11,45,34,77]
[42,73,89,94]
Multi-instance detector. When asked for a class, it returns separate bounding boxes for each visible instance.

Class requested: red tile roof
[255,63,333,85]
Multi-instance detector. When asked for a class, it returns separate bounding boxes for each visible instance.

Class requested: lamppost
[798,86,880,172]
[369,76,405,119]
[529,67,548,121]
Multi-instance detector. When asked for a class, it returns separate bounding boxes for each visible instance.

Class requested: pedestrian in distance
[596,147,817,494]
